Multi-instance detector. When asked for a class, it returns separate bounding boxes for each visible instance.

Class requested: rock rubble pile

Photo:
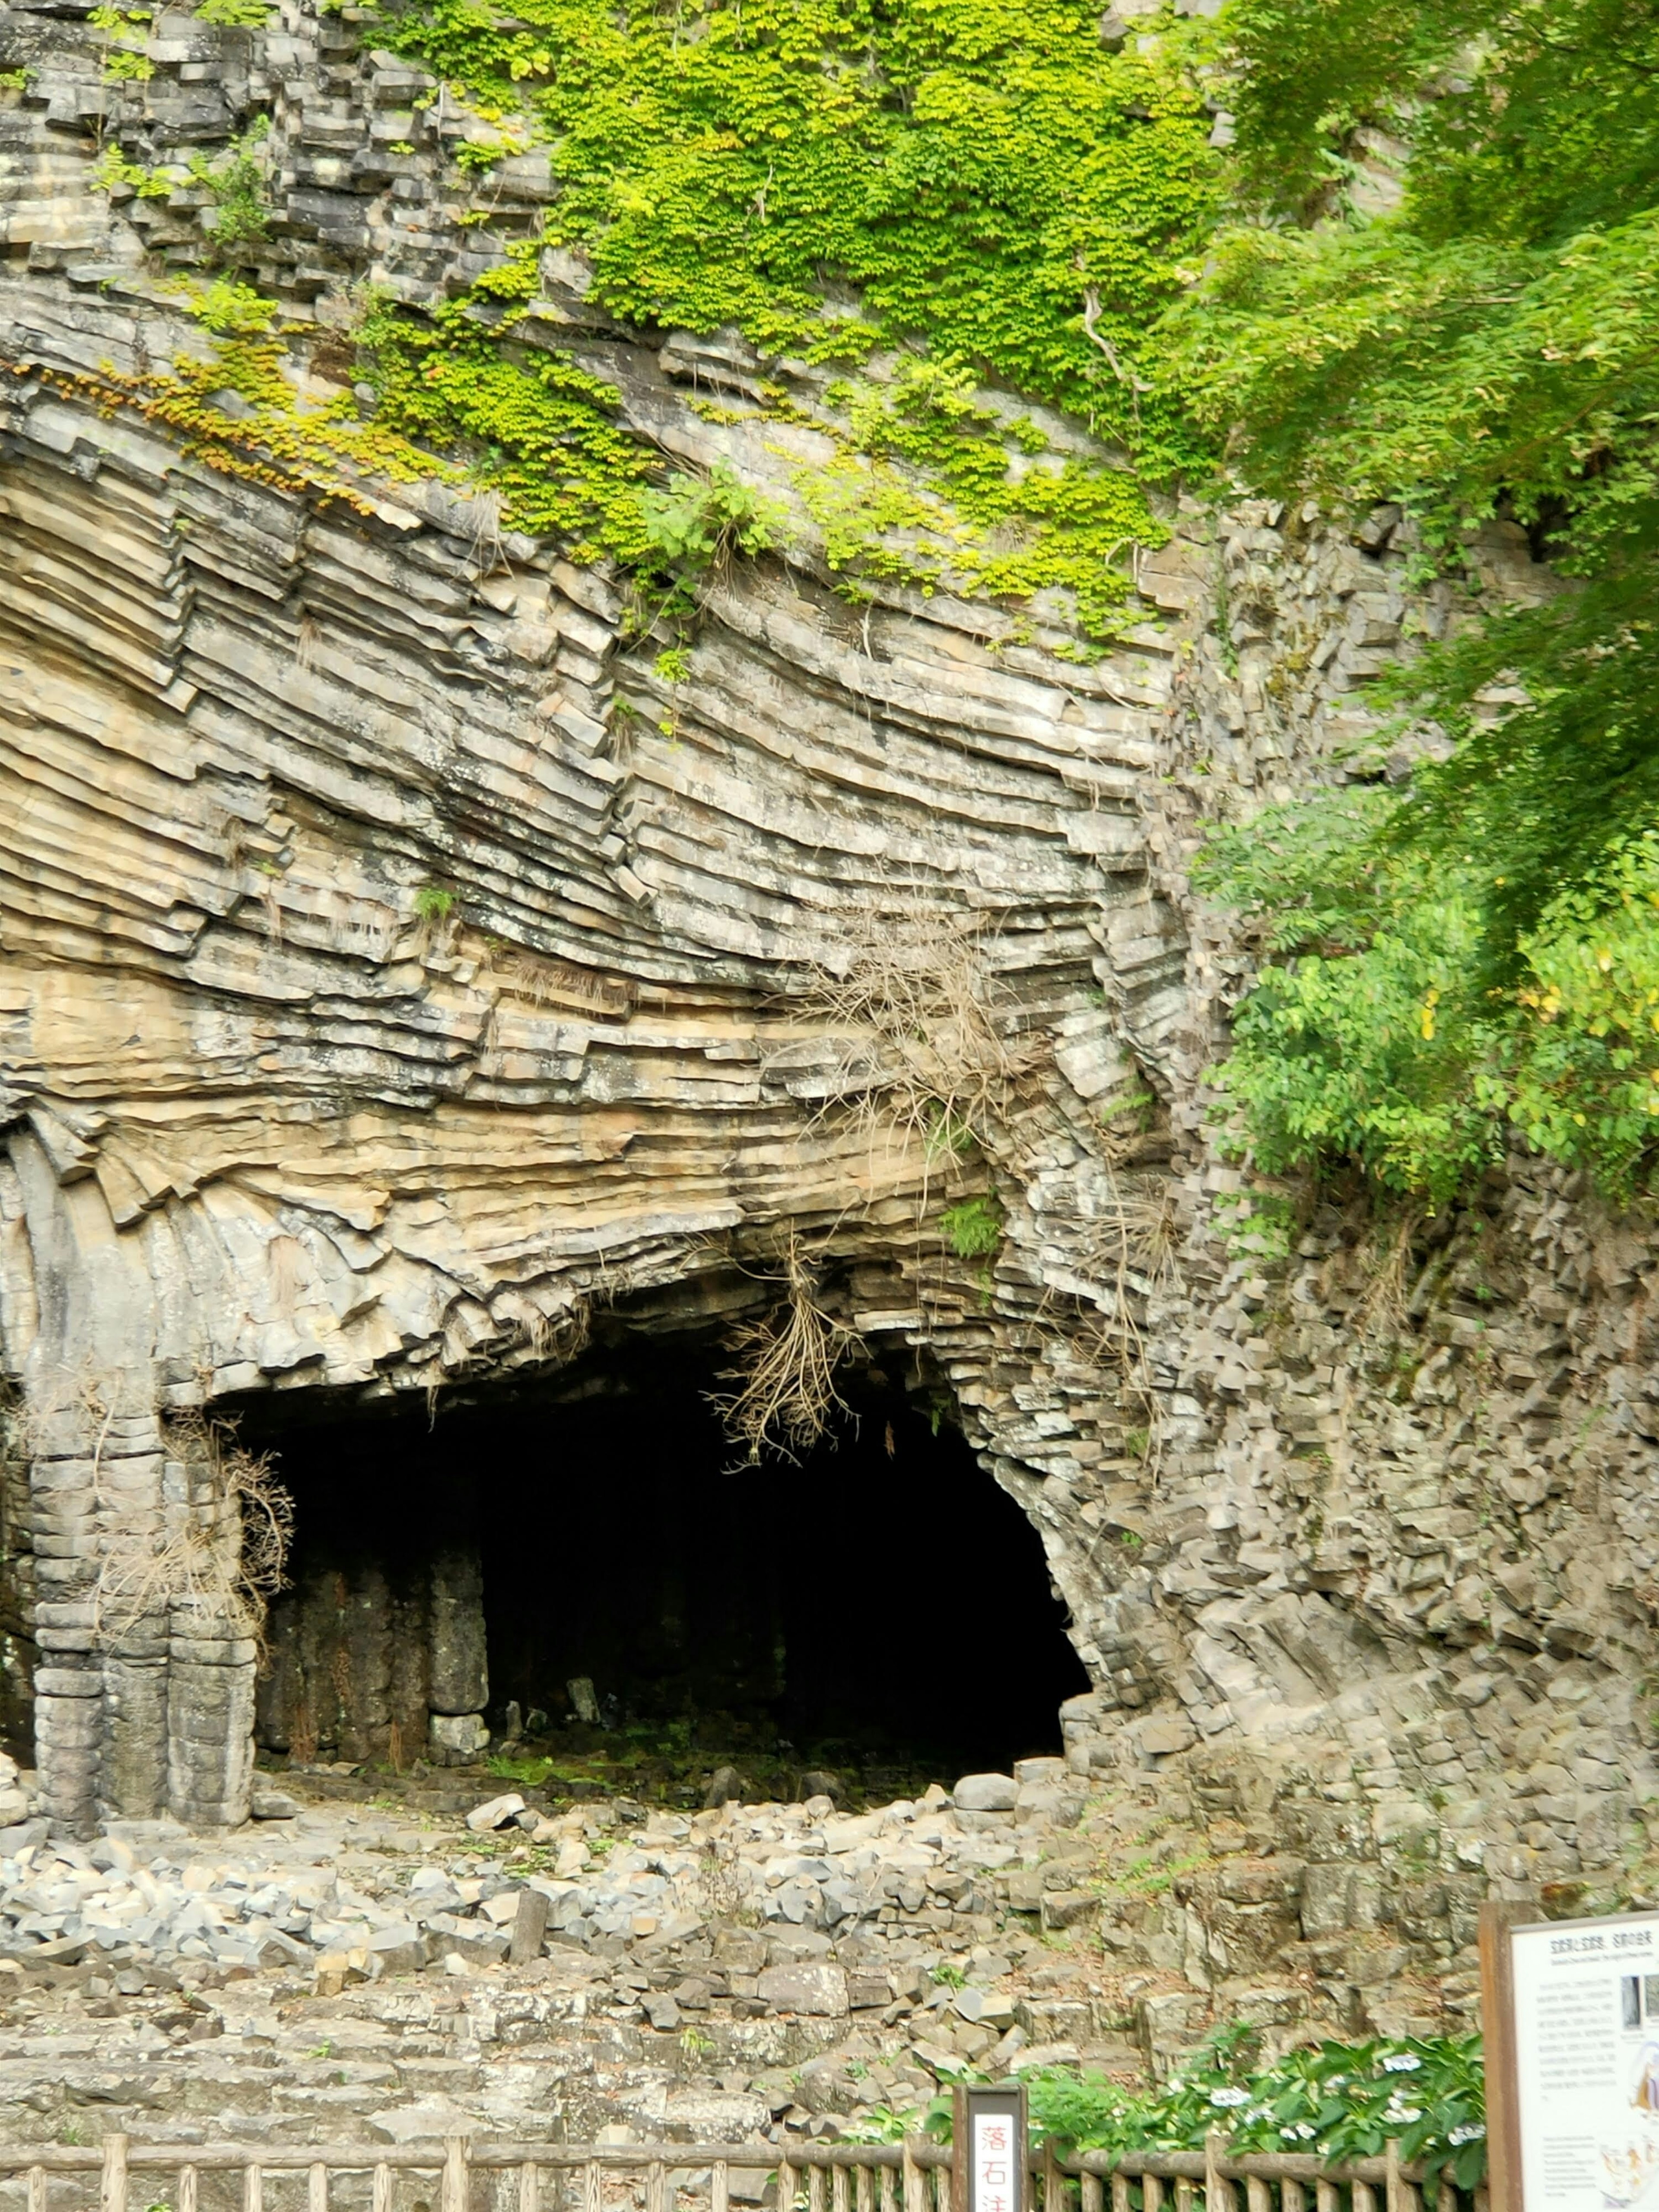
[0,1767,1169,2154]
[0,1765,1084,2019]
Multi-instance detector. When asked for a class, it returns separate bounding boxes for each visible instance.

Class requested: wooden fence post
[903,2140,926,2212]
[1479,1902,1524,2212]
[443,2139,470,2212]
[101,2137,128,2212]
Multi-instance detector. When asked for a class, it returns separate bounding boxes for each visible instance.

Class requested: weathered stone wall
[0,0,1653,2008]
[1057,500,1659,2012]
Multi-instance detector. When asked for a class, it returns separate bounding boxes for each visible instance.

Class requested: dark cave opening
[236,1340,1089,1797]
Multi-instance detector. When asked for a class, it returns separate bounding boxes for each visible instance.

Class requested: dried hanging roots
[791,905,1037,1175]
[95,1410,293,1648]
[709,1239,860,1467]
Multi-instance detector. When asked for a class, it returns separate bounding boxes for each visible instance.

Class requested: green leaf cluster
[362,283,660,560]
[1024,2032,1487,2197]
[382,0,1215,465]
[358,0,1217,620]
[848,2038,1486,2196]
[1170,0,1659,1202]
[940,1195,1003,1258]
[639,460,782,570]
[1203,804,1659,1204]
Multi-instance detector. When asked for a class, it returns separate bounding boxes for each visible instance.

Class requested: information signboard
[952,2085,1027,2212]
[1485,1905,1659,2212]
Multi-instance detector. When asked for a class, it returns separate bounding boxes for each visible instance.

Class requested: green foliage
[187,117,271,254]
[91,144,174,199]
[1203,803,1659,1202]
[91,2,154,78]
[640,461,782,573]
[367,0,1219,622]
[847,2042,1485,2193]
[190,277,279,336]
[194,0,273,22]
[413,884,457,923]
[1171,0,1659,1203]
[486,1750,555,1783]
[363,282,659,561]
[453,137,508,175]
[1024,2033,1486,2193]
[382,0,1214,453]
[0,67,29,88]
[941,1195,1003,1258]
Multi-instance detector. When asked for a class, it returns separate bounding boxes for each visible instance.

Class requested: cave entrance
[234,1338,1088,1802]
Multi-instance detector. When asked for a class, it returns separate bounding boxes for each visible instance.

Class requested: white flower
[1280,2125,1318,2143]
[1382,2055,1422,2074]
[1209,2088,1251,2109]
[1448,2125,1486,2147]
[1384,2102,1423,2126]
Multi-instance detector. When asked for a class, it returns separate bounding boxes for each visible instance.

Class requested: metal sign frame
[953,2084,1029,2212]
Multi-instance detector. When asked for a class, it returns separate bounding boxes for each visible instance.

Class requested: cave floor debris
[0,1765,1164,2151]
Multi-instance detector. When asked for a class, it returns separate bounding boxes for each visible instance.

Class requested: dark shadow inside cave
[233,1338,1089,1798]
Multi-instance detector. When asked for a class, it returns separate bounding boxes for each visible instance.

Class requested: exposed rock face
[0,0,1174,1836]
[1,0,1656,2018]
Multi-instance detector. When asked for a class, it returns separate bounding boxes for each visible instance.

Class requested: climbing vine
[353,0,1220,626]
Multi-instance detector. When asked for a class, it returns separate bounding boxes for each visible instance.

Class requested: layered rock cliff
[1,0,1654,2019]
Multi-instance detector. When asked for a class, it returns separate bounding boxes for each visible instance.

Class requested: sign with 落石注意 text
[959,2085,1025,2212]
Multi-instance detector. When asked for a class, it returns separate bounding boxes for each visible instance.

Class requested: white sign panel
[970,2101,1020,2212]
[1513,1910,1659,2212]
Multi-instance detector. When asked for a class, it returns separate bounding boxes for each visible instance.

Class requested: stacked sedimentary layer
[0,0,1656,2024]
[0,0,1179,1837]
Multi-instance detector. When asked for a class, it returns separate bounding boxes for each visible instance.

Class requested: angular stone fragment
[756,1961,849,2015]
[509,1885,550,1964]
[952,1773,1017,1812]
[466,1791,526,1833]
[250,1789,300,1820]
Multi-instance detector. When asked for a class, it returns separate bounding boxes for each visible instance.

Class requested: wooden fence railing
[0,2137,1484,2212]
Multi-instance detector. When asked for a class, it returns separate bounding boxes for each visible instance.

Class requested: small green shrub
[413,885,457,923]
[639,461,782,576]
[454,139,509,175]
[195,0,272,22]
[187,117,271,255]
[1202,798,1659,1206]
[941,1195,1003,1259]
[1024,2032,1487,2196]
[847,2036,1486,2196]
[191,278,279,336]
[91,2,154,79]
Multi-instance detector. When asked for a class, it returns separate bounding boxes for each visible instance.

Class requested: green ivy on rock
[361,0,1218,623]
